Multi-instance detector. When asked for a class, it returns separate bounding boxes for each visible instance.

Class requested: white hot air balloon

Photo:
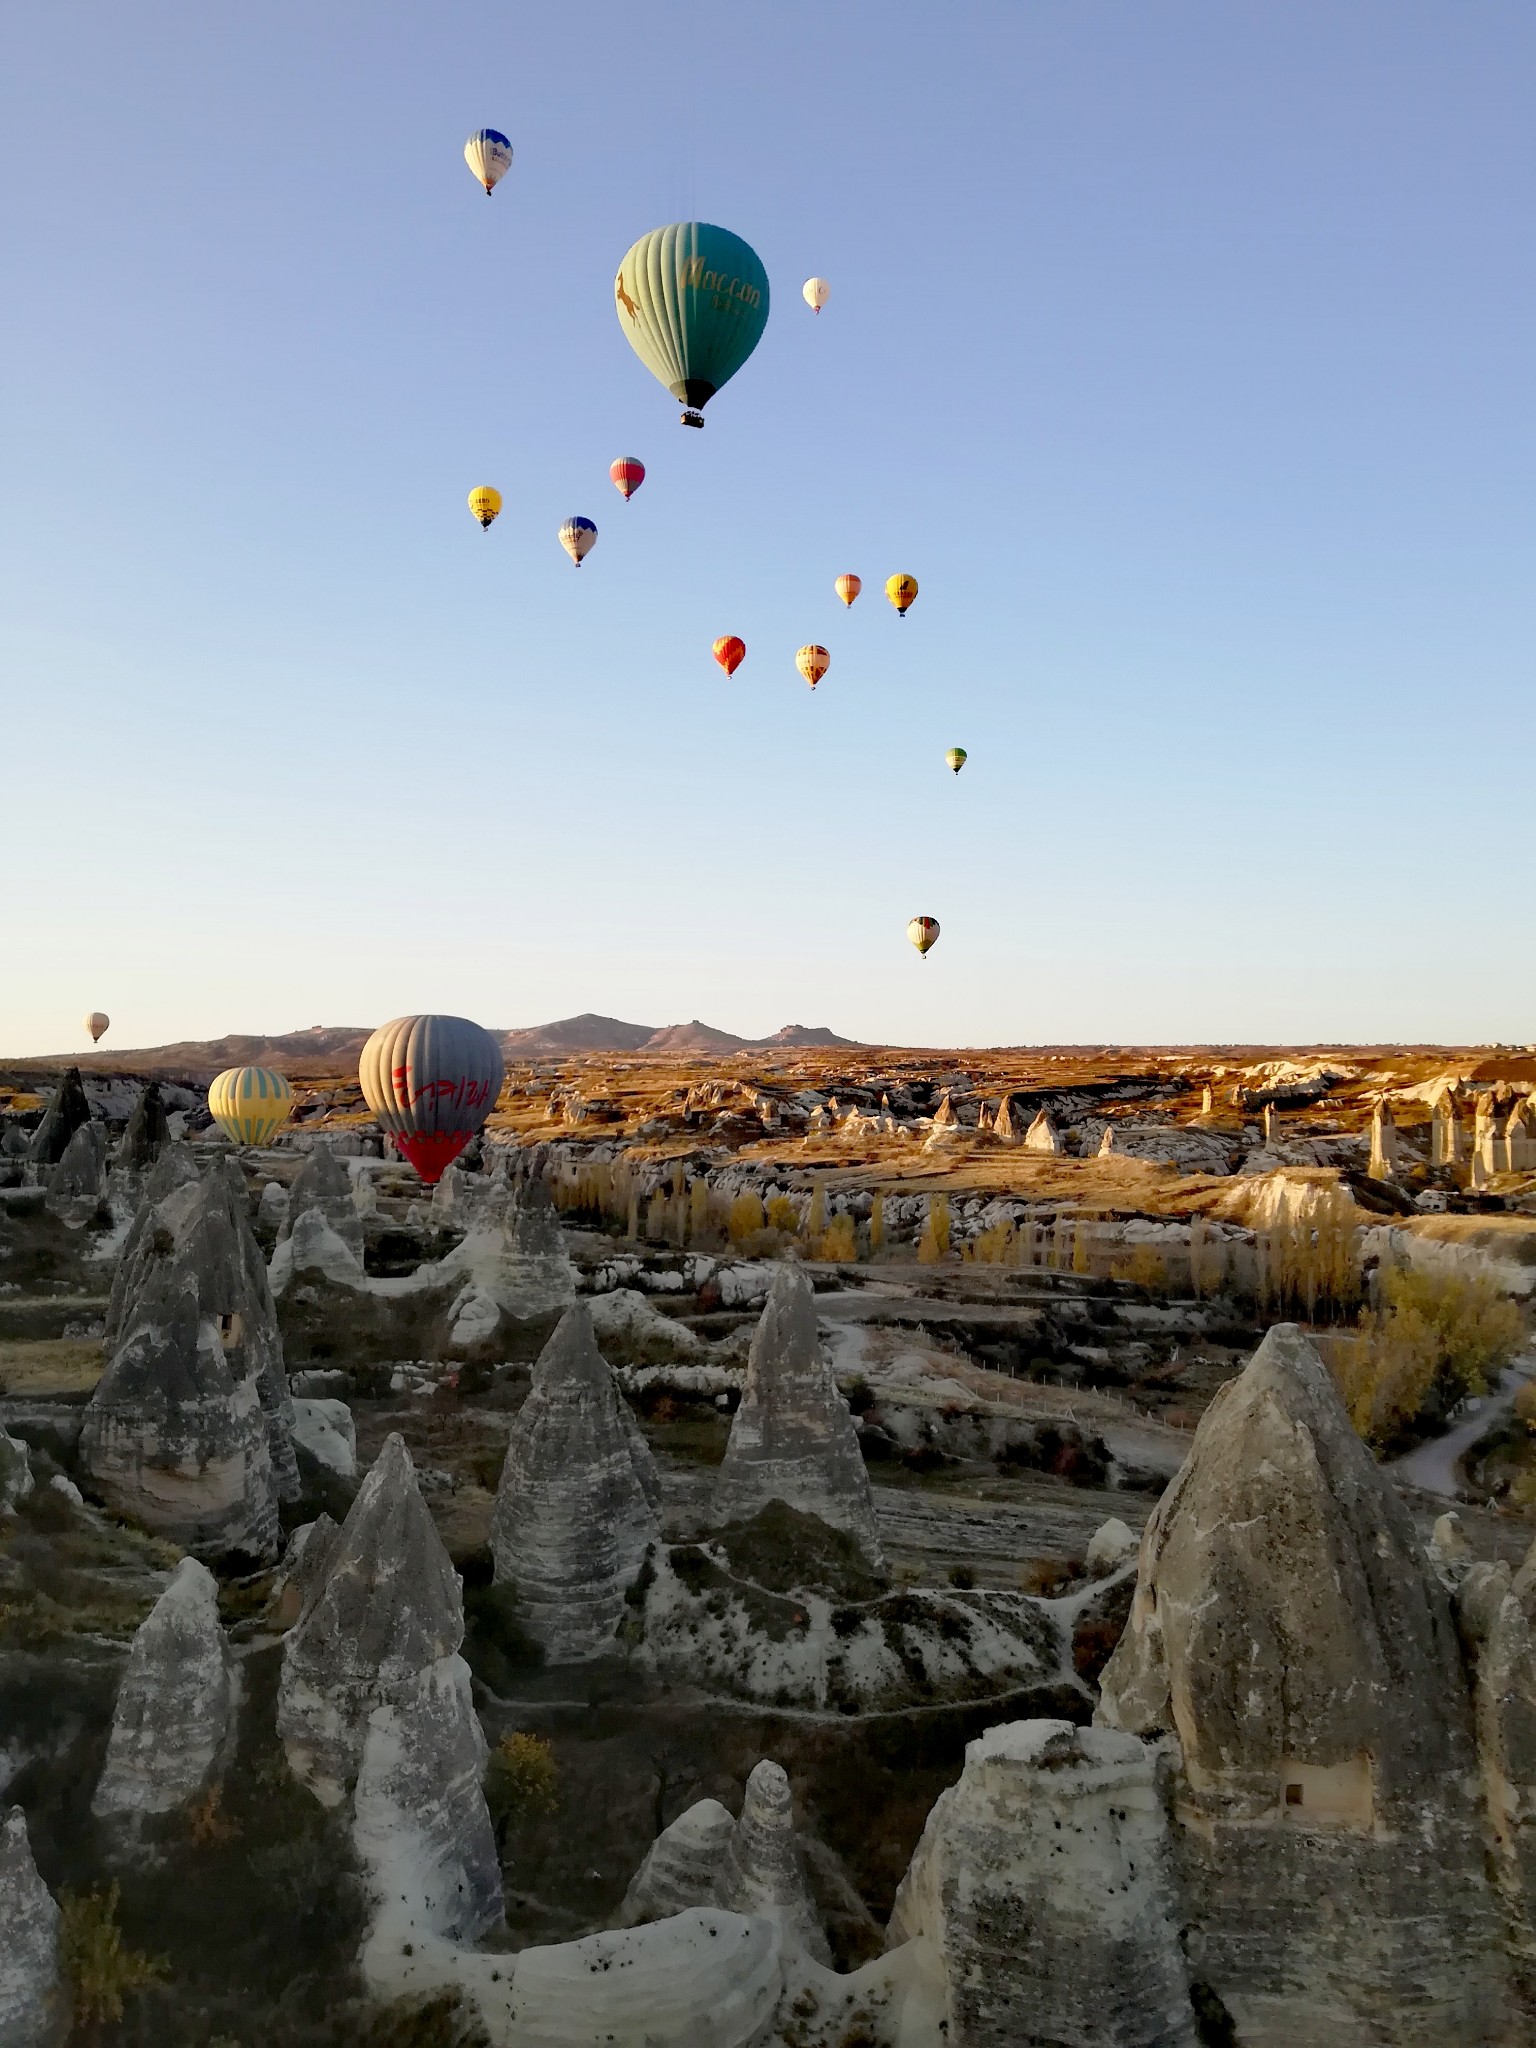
[83,1011,109,1045]
[464,128,513,195]
[558,516,598,567]
[802,277,830,314]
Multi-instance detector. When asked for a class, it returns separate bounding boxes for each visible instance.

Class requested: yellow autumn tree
[917,1194,951,1264]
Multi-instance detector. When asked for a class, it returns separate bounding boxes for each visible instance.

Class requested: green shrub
[59,1882,168,2029]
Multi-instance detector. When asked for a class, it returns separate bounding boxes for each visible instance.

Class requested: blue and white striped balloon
[558,516,598,567]
[464,128,513,195]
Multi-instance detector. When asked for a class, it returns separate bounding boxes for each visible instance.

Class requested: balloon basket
[680,409,705,429]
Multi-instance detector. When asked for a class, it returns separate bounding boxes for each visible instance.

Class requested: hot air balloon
[208,1066,293,1146]
[468,487,502,530]
[802,277,830,314]
[83,1011,109,1045]
[795,645,830,690]
[614,222,770,427]
[945,747,968,775]
[713,635,746,677]
[886,573,918,618]
[464,128,513,194]
[907,916,940,958]
[833,574,861,608]
[559,516,597,566]
[358,1015,504,1184]
[610,456,645,501]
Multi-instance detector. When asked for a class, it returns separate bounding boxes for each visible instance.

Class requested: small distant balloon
[802,277,830,314]
[713,635,746,677]
[208,1067,293,1147]
[907,916,940,958]
[83,1011,109,1045]
[559,516,598,567]
[796,644,830,690]
[945,747,967,775]
[464,128,513,194]
[834,574,862,607]
[467,487,502,530]
[610,457,646,501]
[886,573,918,618]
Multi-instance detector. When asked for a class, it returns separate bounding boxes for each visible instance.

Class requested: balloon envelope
[83,1011,109,1044]
[795,645,830,690]
[358,1015,504,1184]
[610,457,645,500]
[945,748,968,775]
[834,574,861,607]
[907,917,940,957]
[464,128,513,193]
[886,573,918,617]
[208,1066,293,1146]
[468,487,502,529]
[559,516,597,566]
[802,277,830,313]
[614,222,770,421]
[713,635,746,676]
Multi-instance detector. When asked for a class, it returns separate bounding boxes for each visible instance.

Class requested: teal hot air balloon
[614,222,770,427]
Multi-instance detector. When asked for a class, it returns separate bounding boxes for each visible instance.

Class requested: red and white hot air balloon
[610,456,645,501]
[358,1014,504,1183]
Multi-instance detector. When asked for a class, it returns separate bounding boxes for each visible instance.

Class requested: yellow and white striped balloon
[208,1066,293,1146]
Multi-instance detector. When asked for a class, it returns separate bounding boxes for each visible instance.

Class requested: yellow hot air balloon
[945,747,967,775]
[82,1011,109,1044]
[834,574,861,607]
[886,573,918,618]
[468,487,502,530]
[208,1067,293,1147]
[795,644,830,690]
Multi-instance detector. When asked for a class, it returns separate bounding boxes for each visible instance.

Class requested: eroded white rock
[0,1806,60,2048]
[93,1557,234,1819]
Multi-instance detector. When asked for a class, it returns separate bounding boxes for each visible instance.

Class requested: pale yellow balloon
[834,574,861,607]
[208,1067,293,1147]
[802,277,830,313]
[83,1011,109,1044]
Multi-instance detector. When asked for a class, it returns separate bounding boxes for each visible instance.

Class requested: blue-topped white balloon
[464,128,513,195]
[558,516,598,568]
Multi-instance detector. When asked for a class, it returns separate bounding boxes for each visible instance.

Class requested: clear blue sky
[3,1,1532,1053]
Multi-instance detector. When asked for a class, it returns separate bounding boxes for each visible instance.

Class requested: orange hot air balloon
[610,456,645,501]
[834,574,862,607]
[713,635,746,677]
[886,573,918,618]
[795,644,830,690]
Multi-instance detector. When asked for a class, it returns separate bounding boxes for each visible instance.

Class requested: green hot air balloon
[614,222,770,427]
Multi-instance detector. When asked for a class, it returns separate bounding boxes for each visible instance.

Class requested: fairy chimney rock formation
[1097,1322,1506,2046]
[278,1140,364,1262]
[27,1065,92,1166]
[118,1080,171,1172]
[1024,1109,1062,1154]
[45,1119,105,1206]
[887,1718,1196,2048]
[932,1091,959,1129]
[107,1155,298,1501]
[1457,1540,1536,2019]
[490,1303,660,1662]
[1368,1097,1401,1180]
[80,1271,280,1558]
[992,1094,1019,1144]
[0,1807,60,2048]
[278,1432,467,1807]
[713,1265,882,1564]
[93,1557,234,1819]
[1431,1088,1466,1170]
[619,1799,737,1926]
[717,1760,829,1964]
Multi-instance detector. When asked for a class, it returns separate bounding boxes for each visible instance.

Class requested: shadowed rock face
[0,1807,60,2048]
[93,1557,234,1818]
[81,1272,280,1558]
[888,1719,1196,2048]
[45,1119,106,1205]
[712,1266,881,1564]
[490,1303,660,1662]
[1458,1540,1536,2023]
[618,1799,736,1927]
[27,1065,92,1165]
[1098,1323,1508,2047]
[108,1154,298,1502]
[118,1080,170,1171]
[278,1433,466,1807]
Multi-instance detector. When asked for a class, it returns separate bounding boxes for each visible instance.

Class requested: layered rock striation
[0,1807,60,2048]
[490,1303,660,1662]
[93,1557,235,1819]
[712,1265,881,1563]
[1098,1322,1508,2047]
[888,1718,1196,2048]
